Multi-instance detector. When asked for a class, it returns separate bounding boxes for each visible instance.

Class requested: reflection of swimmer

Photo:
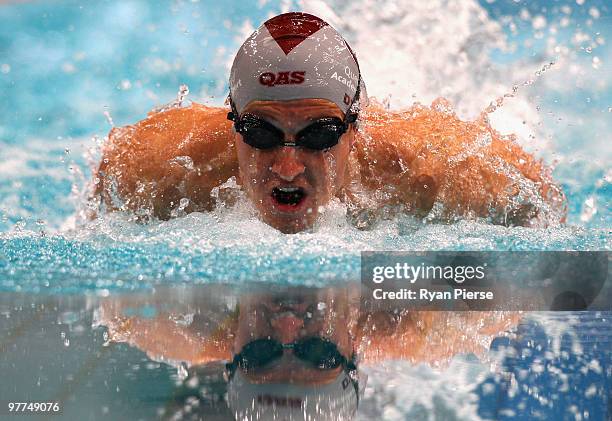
[93,12,566,233]
[99,285,520,420]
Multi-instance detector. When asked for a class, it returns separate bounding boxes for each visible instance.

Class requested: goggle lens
[234,114,351,151]
[294,337,343,369]
[236,337,344,372]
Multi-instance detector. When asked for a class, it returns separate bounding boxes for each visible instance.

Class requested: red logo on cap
[264,13,328,55]
[259,71,306,87]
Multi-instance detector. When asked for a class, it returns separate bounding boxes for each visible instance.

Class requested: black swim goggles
[226,76,362,151]
[227,111,357,151]
[225,336,356,377]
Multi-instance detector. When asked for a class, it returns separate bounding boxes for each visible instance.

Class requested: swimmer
[99,284,521,419]
[93,12,567,233]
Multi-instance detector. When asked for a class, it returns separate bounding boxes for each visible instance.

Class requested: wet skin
[94,98,567,230]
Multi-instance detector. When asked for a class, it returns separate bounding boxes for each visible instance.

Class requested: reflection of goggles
[227,112,357,151]
[225,336,365,410]
[226,336,357,376]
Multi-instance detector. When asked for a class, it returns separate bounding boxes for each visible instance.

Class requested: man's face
[233,287,356,385]
[233,99,354,233]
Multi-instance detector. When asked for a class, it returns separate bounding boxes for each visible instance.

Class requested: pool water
[0,0,610,419]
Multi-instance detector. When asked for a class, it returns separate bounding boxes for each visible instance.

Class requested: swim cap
[229,12,366,116]
[227,367,359,420]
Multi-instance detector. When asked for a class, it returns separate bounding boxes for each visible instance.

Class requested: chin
[263,211,318,234]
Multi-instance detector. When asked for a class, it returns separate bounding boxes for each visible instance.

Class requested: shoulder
[108,103,232,150]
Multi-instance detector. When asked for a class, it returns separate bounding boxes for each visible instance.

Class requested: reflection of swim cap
[227,369,358,421]
[229,12,366,115]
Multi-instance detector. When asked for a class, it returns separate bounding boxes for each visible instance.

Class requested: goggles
[226,336,356,376]
[227,74,362,151]
[227,111,357,151]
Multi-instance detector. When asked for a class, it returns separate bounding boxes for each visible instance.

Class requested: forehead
[243,99,344,128]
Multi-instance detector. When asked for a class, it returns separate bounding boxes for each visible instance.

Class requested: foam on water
[0,0,609,295]
[1,196,608,293]
[359,356,488,420]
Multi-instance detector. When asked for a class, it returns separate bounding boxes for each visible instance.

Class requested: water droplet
[103,107,114,126]
[532,15,547,30]
[580,196,597,222]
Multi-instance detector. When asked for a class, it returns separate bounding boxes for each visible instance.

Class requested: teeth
[277,187,300,193]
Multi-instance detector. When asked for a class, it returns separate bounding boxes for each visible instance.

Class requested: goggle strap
[227,95,240,127]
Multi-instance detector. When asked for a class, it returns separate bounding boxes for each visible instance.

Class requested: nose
[270,314,305,344]
[271,147,305,181]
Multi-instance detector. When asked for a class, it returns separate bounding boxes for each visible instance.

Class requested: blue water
[478,312,611,420]
[0,0,610,291]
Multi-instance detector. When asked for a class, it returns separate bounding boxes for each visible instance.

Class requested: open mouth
[271,186,306,209]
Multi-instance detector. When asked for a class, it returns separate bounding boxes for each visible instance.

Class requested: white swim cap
[227,368,359,421]
[229,12,366,116]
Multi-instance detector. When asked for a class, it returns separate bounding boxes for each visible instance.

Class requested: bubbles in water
[588,8,600,19]
[532,15,547,30]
